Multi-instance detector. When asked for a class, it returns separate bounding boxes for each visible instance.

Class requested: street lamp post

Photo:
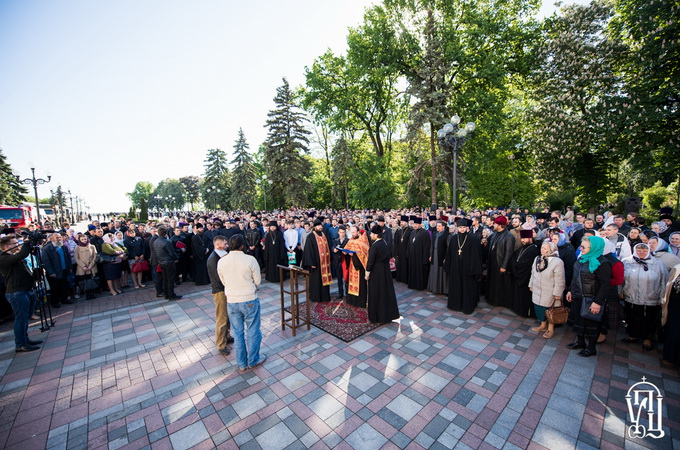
[256,175,272,211]
[437,116,476,213]
[508,153,515,208]
[15,164,51,225]
[66,189,75,223]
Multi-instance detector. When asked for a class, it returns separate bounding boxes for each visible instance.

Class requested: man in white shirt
[283,220,299,265]
[217,234,266,372]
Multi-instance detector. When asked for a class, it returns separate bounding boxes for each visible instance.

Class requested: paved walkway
[0,280,678,449]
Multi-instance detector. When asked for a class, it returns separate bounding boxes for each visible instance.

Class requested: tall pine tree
[0,147,28,205]
[202,148,231,210]
[230,128,257,210]
[263,78,312,208]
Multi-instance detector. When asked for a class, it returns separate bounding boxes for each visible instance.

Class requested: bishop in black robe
[191,225,211,285]
[486,218,515,307]
[366,226,400,323]
[509,230,540,317]
[407,219,431,290]
[393,217,411,283]
[263,222,287,283]
[444,219,483,314]
[301,221,332,302]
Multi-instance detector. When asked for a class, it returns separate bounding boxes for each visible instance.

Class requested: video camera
[20,229,54,244]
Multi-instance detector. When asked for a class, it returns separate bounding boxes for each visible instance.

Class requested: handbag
[131,260,150,273]
[96,253,118,264]
[389,257,396,272]
[545,298,569,325]
[580,296,604,322]
[79,277,99,292]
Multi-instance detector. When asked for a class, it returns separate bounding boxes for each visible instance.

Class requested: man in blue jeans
[0,236,43,352]
[217,234,266,372]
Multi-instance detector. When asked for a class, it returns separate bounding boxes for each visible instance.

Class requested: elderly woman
[620,244,667,351]
[669,232,680,257]
[74,233,98,299]
[662,263,680,366]
[648,236,680,273]
[529,241,565,339]
[565,236,612,357]
[651,221,667,236]
[102,233,126,296]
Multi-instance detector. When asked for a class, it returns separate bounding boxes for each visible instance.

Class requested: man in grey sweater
[217,234,266,372]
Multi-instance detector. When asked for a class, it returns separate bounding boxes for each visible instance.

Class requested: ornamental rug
[285,297,382,342]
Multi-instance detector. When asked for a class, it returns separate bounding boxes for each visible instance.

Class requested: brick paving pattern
[0,280,678,449]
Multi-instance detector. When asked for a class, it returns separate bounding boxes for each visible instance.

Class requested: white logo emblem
[626,376,665,439]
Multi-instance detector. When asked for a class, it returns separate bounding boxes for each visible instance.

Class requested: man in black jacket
[486,216,515,308]
[0,236,43,352]
[153,227,181,300]
[206,235,233,355]
[42,233,73,307]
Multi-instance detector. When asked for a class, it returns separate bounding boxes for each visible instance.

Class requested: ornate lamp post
[206,187,221,210]
[256,175,272,211]
[437,116,475,213]
[15,164,51,225]
[66,189,75,223]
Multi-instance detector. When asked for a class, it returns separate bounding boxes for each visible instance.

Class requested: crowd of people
[1,206,679,369]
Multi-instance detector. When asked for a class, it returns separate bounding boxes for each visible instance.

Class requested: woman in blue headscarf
[565,235,613,357]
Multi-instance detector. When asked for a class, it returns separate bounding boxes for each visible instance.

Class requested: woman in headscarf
[648,236,680,273]
[662,262,680,366]
[74,233,98,299]
[597,240,625,343]
[565,235,612,357]
[102,233,126,296]
[114,231,130,288]
[669,231,680,257]
[550,229,577,294]
[651,221,667,236]
[529,241,565,339]
[619,243,667,351]
[639,230,657,245]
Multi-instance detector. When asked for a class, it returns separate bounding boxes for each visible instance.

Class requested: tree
[330,136,355,209]
[0,147,28,205]
[263,78,312,208]
[139,198,149,222]
[179,176,200,210]
[202,148,231,210]
[128,206,137,220]
[230,128,257,210]
[525,1,624,209]
[153,179,185,210]
[126,182,154,209]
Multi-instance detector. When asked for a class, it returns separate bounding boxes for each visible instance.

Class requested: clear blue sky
[0,0,584,214]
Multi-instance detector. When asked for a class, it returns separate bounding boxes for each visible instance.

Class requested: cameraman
[0,236,43,352]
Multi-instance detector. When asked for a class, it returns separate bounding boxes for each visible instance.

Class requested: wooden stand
[278,265,311,336]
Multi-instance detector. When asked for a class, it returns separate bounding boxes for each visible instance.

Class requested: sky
[0,0,588,214]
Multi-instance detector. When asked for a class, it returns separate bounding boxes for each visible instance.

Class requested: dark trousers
[625,302,661,341]
[160,263,176,299]
[152,264,163,295]
[49,272,69,306]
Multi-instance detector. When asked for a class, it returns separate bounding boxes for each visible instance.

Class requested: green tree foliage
[126,181,154,209]
[0,148,28,205]
[139,198,148,222]
[153,179,185,210]
[330,137,354,209]
[263,78,312,208]
[230,128,257,210]
[641,181,673,212]
[128,205,137,220]
[525,0,624,209]
[179,176,200,210]
[301,5,408,159]
[202,148,231,209]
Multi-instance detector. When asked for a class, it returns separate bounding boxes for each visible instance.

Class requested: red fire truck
[0,204,37,229]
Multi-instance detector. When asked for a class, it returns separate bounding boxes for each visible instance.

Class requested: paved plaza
[0,280,678,449]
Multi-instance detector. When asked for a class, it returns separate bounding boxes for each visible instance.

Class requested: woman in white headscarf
[102,233,125,296]
[648,236,680,273]
[529,241,565,339]
[619,243,667,351]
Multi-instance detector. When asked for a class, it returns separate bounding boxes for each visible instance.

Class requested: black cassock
[301,231,331,302]
[444,232,483,314]
[407,228,431,290]
[263,230,287,282]
[191,233,211,285]
[509,243,540,317]
[393,227,411,283]
[366,239,400,323]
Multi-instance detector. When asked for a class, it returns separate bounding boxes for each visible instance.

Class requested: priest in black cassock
[443,218,483,314]
[509,229,540,317]
[392,215,411,283]
[427,220,449,294]
[263,221,287,282]
[301,219,332,302]
[366,225,400,323]
[407,217,431,290]
[486,216,515,307]
[191,223,211,285]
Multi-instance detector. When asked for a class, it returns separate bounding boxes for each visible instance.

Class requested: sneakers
[249,354,267,369]
[16,345,40,353]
